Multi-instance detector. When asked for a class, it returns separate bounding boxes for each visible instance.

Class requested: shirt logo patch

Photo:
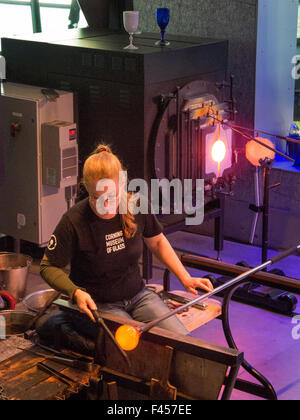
[105,230,126,254]
[47,235,57,251]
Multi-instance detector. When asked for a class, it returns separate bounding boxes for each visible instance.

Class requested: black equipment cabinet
[1,30,228,181]
[1,29,228,269]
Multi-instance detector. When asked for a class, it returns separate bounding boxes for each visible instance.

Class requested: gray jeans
[98,286,188,335]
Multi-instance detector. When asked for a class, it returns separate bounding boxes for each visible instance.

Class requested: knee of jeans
[157,318,189,336]
[137,288,165,306]
[99,303,132,320]
[36,312,73,341]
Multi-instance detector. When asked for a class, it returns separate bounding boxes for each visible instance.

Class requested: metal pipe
[249,166,260,244]
[139,245,300,334]
[209,115,295,163]
[228,123,300,146]
[221,281,277,400]
[31,0,42,33]
[176,88,181,181]
[262,161,271,263]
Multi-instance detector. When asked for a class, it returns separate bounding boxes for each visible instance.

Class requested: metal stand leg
[143,244,152,283]
[261,159,272,264]
[214,195,225,261]
[163,269,170,291]
[249,166,261,245]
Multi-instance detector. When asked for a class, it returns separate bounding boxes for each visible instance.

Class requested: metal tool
[37,361,89,391]
[17,347,95,372]
[91,309,131,368]
[33,341,91,362]
[159,291,208,311]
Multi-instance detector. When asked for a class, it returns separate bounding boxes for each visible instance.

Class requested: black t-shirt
[45,198,163,303]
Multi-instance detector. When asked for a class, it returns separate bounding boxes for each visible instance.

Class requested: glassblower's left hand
[182,276,214,295]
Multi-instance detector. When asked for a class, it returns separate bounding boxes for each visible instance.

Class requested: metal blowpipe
[140,245,300,334]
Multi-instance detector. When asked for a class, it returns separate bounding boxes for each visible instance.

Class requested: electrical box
[0,82,77,246]
[42,121,78,188]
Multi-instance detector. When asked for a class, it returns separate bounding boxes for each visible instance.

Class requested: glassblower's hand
[74,289,97,322]
[182,276,214,295]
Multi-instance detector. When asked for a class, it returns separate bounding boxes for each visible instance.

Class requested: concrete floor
[18,231,300,401]
[164,232,300,401]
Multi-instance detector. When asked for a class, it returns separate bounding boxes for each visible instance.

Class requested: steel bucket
[0,253,33,302]
[0,310,35,338]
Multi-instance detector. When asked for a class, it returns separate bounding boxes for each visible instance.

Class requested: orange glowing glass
[211,124,226,178]
[115,325,141,351]
[245,137,275,167]
[212,139,226,164]
[212,127,226,177]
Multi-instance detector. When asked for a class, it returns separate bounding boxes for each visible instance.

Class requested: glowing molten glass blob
[115,325,141,351]
[212,139,226,163]
[211,138,226,178]
[245,137,275,167]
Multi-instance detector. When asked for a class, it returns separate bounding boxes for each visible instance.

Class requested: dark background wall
[135,0,258,136]
[134,0,262,244]
[134,0,300,251]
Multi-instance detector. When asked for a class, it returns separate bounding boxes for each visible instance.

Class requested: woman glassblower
[39,145,213,353]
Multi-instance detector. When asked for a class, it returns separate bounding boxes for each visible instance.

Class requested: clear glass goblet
[123,11,139,50]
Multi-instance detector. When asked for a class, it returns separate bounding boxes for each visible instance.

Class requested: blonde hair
[83,144,137,238]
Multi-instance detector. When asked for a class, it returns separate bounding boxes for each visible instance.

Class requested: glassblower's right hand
[74,289,97,322]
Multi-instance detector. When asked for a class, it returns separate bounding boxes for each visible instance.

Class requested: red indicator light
[69,128,76,140]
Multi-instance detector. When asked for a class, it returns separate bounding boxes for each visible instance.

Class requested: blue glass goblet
[155,8,170,46]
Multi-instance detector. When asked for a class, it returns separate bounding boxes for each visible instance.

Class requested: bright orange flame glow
[245,137,275,167]
[115,325,140,351]
[212,139,226,164]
